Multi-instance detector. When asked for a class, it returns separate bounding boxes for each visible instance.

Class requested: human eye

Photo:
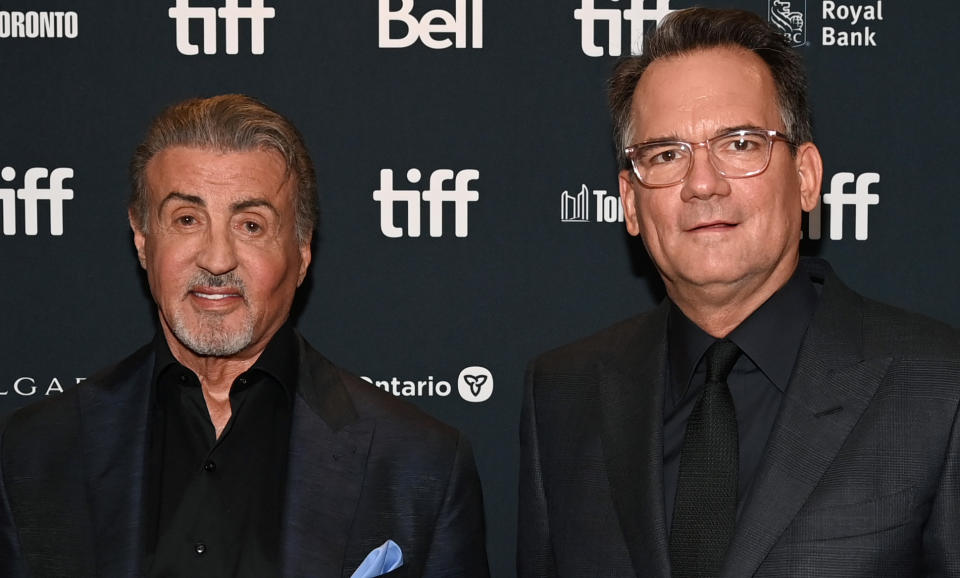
[639,144,687,166]
[235,214,269,237]
[169,212,201,231]
[718,132,766,154]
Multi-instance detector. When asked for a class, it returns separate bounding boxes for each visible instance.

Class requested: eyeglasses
[623,129,793,188]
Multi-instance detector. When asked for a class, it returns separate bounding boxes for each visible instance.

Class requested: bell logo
[458,366,493,403]
[379,0,482,49]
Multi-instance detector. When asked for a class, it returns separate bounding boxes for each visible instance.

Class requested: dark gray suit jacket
[519,259,960,577]
[0,334,489,577]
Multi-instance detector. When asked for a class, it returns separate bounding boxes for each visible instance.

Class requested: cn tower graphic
[561,184,591,222]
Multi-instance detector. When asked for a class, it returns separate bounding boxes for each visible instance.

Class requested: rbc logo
[379,0,483,49]
[574,0,674,57]
[768,0,806,47]
[168,0,275,55]
[457,366,493,403]
[0,167,74,236]
[373,168,479,238]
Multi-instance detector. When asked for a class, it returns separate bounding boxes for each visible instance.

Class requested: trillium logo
[457,366,493,403]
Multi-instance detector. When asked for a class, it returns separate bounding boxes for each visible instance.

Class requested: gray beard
[170,271,253,357]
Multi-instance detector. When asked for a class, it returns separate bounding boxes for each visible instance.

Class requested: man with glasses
[519,8,960,577]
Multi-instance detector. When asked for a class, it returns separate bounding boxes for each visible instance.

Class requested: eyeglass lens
[632,132,774,186]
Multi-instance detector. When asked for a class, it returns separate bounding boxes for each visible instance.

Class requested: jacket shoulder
[531,306,666,373]
[1,344,153,459]
[860,297,960,360]
[299,342,461,448]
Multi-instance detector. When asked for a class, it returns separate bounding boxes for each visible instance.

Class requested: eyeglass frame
[623,129,795,188]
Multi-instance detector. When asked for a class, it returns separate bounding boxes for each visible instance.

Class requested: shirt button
[178,374,187,383]
[194,542,207,556]
[203,460,216,472]
[238,377,248,386]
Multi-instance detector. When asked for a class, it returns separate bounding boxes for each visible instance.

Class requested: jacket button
[203,460,216,472]
[194,542,207,555]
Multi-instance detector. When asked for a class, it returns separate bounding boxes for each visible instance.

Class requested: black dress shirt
[145,325,298,578]
[663,268,819,533]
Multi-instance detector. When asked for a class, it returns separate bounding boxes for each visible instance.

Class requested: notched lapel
[282,337,373,578]
[77,347,153,578]
[599,303,671,578]
[722,266,894,577]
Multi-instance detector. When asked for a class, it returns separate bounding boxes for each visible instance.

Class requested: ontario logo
[457,366,492,403]
[360,365,494,403]
[768,0,805,47]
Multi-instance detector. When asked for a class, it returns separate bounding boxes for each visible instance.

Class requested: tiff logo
[168,0,275,55]
[0,167,74,236]
[806,172,879,240]
[575,0,673,57]
[373,168,479,238]
[379,0,482,49]
[561,185,623,223]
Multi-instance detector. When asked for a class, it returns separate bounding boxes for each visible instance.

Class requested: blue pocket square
[350,539,404,578]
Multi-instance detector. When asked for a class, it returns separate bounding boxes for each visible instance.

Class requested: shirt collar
[668,264,820,399]
[150,323,299,400]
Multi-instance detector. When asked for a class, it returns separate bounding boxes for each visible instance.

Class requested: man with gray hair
[0,94,490,578]
[519,8,960,577]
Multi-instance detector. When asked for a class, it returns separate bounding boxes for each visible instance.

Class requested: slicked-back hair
[609,8,812,170]
[129,94,318,244]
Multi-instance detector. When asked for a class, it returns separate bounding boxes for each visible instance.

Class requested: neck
[666,257,799,338]
[160,326,269,437]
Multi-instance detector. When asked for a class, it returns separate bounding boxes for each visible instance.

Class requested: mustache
[187,271,246,294]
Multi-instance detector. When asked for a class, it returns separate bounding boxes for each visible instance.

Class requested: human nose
[680,146,730,201]
[195,221,238,275]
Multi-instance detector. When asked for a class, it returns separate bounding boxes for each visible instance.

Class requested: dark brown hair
[609,8,811,170]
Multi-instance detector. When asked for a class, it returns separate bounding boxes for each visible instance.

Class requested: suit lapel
[599,302,672,578]
[721,266,893,577]
[281,337,373,578]
[77,346,153,578]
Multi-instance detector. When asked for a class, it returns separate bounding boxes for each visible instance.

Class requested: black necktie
[670,339,742,578]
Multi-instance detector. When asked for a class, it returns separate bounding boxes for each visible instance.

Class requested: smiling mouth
[192,292,240,300]
[189,288,243,301]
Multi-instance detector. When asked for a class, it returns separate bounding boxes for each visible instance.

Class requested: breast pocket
[782,486,917,542]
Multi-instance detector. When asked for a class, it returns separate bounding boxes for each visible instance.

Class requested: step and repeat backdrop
[2,1,957,575]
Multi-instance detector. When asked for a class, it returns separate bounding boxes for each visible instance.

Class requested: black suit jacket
[519,259,960,577]
[0,334,490,578]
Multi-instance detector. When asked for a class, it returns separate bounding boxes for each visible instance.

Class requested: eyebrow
[639,124,767,144]
[158,191,204,213]
[232,198,280,218]
[157,192,279,218]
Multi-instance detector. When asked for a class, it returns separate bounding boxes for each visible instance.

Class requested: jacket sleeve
[921,367,960,577]
[517,361,558,577]
[420,432,490,578]
[0,426,29,578]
